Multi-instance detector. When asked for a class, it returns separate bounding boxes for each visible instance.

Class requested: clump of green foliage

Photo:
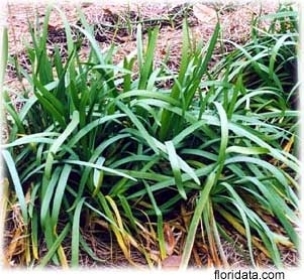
[1,3,299,268]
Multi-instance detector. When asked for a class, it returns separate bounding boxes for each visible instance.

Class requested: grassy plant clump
[2,4,299,268]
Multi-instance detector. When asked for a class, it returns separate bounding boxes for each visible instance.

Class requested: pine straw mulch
[4,0,283,89]
[3,196,299,269]
[2,0,300,270]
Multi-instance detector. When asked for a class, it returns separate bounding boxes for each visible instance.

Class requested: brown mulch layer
[3,205,299,269]
[4,1,281,84]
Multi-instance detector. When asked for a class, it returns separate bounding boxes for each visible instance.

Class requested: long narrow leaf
[71,197,86,267]
[165,140,187,200]
[180,171,216,269]
[1,150,28,225]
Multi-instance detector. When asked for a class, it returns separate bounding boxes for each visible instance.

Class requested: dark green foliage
[1,4,299,268]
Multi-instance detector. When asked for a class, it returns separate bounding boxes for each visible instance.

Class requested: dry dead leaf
[193,4,217,24]
[163,223,176,256]
[5,227,25,262]
[272,233,294,248]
